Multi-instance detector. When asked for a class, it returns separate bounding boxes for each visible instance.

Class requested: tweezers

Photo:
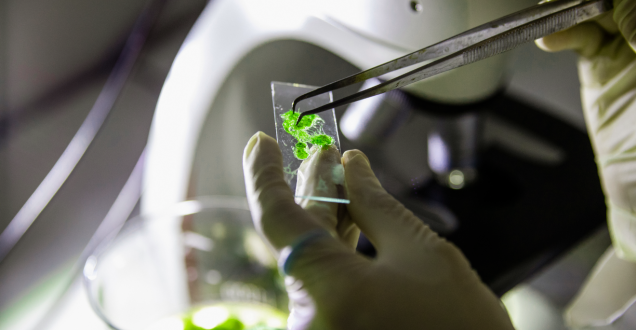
[292,0,613,124]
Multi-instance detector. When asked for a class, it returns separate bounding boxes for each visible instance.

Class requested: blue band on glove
[278,229,332,276]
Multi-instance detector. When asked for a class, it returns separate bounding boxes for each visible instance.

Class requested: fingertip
[342,151,387,218]
[343,150,378,191]
[308,143,341,161]
[246,132,282,163]
[342,150,370,167]
[243,132,260,161]
[535,38,555,52]
[342,152,375,190]
[535,33,569,52]
[536,23,606,58]
[244,131,276,159]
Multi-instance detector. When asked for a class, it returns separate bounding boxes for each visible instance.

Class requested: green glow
[192,306,230,329]
[147,302,286,330]
[280,110,334,160]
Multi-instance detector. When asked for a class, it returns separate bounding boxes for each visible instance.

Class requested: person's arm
[243,131,514,330]
[535,1,636,326]
[537,0,636,262]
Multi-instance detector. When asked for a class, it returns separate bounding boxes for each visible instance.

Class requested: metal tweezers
[292,0,613,124]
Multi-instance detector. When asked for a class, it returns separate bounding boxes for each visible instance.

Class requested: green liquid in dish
[145,302,287,330]
[280,110,334,160]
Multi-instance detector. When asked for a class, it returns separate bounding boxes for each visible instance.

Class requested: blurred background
[0,0,627,329]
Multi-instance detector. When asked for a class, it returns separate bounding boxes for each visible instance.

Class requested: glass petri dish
[83,197,288,330]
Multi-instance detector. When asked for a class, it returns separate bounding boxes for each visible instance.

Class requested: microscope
[144,0,606,295]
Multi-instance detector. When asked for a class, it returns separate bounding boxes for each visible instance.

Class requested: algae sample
[280,110,334,160]
[293,142,310,160]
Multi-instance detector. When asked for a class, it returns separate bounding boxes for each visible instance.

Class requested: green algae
[280,110,334,160]
[309,134,334,146]
[293,142,310,160]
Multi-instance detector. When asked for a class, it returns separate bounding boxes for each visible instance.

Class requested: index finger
[536,22,606,57]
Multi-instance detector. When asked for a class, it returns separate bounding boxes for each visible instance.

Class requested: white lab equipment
[141,0,534,323]
[143,0,537,215]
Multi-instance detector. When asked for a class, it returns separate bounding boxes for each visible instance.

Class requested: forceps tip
[295,112,304,126]
[291,99,298,113]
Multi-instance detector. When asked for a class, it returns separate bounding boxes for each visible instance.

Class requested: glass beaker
[83,197,288,330]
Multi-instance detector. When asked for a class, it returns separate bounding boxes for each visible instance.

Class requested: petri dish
[83,197,287,330]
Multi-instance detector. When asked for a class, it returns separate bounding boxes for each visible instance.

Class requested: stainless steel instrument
[292,0,612,124]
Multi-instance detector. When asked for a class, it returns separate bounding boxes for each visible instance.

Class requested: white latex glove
[243,131,514,330]
[537,0,636,262]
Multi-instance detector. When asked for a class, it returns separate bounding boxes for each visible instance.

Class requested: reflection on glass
[84,198,288,330]
[449,170,465,189]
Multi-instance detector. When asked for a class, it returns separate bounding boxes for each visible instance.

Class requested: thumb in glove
[243,131,514,330]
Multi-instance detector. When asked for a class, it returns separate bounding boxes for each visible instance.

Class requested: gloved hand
[243,131,514,330]
[536,0,636,261]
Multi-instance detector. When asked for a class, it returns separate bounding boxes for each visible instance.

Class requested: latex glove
[536,0,636,262]
[243,131,514,330]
